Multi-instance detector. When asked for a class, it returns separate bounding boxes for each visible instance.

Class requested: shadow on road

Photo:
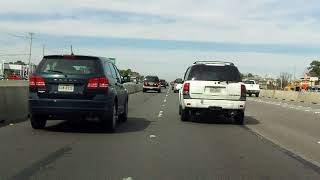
[45,117,151,134]
[188,113,260,125]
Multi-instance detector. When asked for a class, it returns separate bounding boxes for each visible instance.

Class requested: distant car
[173,78,183,93]
[29,55,129,131]
[160,79,167,88]
[143,76,161,93]
[8,74,22,80]
[179,61,246,124]
[243,80,260,97]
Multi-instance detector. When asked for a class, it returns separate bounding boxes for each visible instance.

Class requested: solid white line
[314,112,320,114]
[305,110,310,112]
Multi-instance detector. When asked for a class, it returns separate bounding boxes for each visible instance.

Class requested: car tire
[234,110,244,125]
[255,93,259,97]
[143,88,146,93]
[119,99,128,122]
[102,103,118,132]
[180,108,190,121]
[30,114,47,129]
[249,93,252,97]
[179,105,182,115]
[158,89,161,93]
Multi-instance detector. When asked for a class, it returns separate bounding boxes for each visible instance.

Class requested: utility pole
[28,32,33,76]
[42,44,45,57]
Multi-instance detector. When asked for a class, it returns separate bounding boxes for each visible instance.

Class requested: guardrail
[260,90,320,104]
[0,81,142,124]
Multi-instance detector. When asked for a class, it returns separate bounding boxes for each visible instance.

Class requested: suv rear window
[37,58,100,75]
[145,76,159,82]
[175,79,183,83]
[187,65,241,82]
[244,81,255,84]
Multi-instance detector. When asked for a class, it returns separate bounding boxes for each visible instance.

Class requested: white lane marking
[162,104,165,107]
[305,110,310,112]
[9,123,14,126]
[149,135,156,138]
[123,177,133,180]
[315,112,320,114]
[164,99,167,103]
[158,111,163,117]
[317,141,320,144]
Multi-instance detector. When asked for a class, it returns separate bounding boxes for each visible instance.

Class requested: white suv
[179,61,246,124]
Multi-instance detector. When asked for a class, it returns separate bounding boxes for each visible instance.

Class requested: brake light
[183,83,190,95]
[88,77,109,89]
[29,76,45,88]
[241,84,246,97]
[144,81,148,86]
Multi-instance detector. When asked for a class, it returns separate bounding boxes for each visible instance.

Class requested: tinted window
[112,64,122,82]
[145,76,159,82]
[244,81,255,84]
[38,58,99,75]
[108,63,118,79]
[104,62,113,78]
[187,65,241,81]
[175,79,183,83]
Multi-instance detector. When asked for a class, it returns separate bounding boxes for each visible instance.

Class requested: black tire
[158,89,161,93]
[249,93,252,97]
[180,108,190,121]
[119,99,128,122]
[164,86,167,89]
[255,93,259,97]
[30,114,47,129]
[143,88,146,93]
[234,110,244,125]
[101,103,118,132]
[179,105,182,115]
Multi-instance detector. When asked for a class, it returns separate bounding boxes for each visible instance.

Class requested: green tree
[248,73,254,78]
[308,60,320,77]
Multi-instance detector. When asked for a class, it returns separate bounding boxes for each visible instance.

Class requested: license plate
[58,84,74,92]
[205,87,221,93]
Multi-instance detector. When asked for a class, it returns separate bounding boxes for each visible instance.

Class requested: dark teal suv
[29,55,128,131]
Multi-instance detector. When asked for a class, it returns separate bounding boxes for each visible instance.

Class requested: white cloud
[0,0,320,44]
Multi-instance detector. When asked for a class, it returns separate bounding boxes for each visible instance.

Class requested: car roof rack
[193,61,235,66]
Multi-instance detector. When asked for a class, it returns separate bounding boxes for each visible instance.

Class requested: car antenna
[71,45,74,55]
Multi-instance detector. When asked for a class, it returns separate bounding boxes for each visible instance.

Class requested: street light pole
[28,32,33,76]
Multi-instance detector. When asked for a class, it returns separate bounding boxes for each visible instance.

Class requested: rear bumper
[29,98,113,115]
[182,99,246,110]
[143,86,161,90]
[247,90,260,94]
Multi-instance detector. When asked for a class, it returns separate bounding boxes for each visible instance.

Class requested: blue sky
[0,0,320,80]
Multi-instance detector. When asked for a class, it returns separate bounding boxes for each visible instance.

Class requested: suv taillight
[88,77,109,89]
[183,83,190,95]
[144,81,148,86]
[29,76,45,88]
[241,84,246,97]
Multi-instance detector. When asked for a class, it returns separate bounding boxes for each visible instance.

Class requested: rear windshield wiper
[46,70,65,74]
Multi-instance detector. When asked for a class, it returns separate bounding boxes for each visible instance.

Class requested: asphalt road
[1,89,320,180]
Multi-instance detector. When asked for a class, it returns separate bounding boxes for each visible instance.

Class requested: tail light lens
[144,81,148,86]
[29,76,45,88]
[241,84,246,97]
[88,77,109,89]
[183,83,190,95]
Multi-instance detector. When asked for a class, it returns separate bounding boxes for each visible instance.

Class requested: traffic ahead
[1,57,320,179]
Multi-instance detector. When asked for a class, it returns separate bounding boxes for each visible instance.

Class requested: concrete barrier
[0,81,142,124]
[259,89,320,104]
[0,81,29,123]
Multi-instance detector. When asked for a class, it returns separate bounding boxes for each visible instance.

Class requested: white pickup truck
[243,80,260,97]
